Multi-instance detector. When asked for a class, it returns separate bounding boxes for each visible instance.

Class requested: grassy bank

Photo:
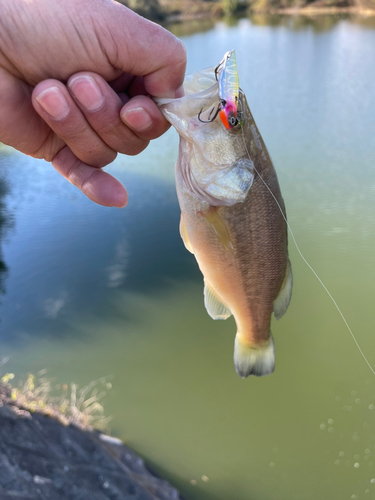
[0,369,112,430]
[119,0,375,22]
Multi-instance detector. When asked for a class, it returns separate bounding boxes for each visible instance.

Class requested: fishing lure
[198,50,243,130]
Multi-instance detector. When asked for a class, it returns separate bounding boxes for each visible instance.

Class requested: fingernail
[36,87,70,120]
[122,107,152,132]
[69,76,104,111]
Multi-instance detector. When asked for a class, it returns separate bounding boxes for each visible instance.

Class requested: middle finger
[32,80,117,168]
[67,72,152,155]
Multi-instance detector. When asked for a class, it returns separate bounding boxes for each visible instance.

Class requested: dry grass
[0,364,112,431]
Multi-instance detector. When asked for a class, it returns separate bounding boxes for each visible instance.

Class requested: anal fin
[204,281,232,320]
[273,259,293,320]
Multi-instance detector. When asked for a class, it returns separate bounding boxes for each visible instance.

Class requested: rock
[0,404,183,500]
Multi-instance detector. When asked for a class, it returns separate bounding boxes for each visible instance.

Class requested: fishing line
[241,125,375,375]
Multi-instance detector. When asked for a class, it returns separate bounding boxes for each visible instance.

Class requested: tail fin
[234,334,275,378]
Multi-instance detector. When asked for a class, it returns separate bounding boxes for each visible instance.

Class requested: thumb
[101,2,186,98]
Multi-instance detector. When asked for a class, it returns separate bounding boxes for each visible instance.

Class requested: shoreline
[166,7,375,23]
[158,0,375,23]
[123,0,375,24]
[0,381,183,500]
[272,5,375,15]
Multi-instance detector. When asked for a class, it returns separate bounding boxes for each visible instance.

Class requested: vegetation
[118,0,375,20]
[119,0,249,20]
[0,367,112,431]
[124,0,166,20]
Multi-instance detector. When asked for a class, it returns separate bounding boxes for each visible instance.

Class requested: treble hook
[198,104,220,123]
[214,51,231,81]
[214,64,220,81]
[235,91,244,123]
[198,99,226,124]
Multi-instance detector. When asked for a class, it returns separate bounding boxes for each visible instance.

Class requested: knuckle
[119,139,149,156]
[66,158,84,188]
[92,115,121,136]
[174,40,187,68]
[30,130,65,162]
[60,123,117,167]
[86,148,117,168]
[164,36,186,72]
[81,168,100,193]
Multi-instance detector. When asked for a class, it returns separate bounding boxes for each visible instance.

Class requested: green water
[1,13,375,500]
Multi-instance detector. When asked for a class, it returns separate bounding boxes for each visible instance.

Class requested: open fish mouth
[156,51,255,208]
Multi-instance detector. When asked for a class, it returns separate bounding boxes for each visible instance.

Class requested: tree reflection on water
[0,173,13,302]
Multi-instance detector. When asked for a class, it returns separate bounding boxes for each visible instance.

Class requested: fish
[156,50,292,378]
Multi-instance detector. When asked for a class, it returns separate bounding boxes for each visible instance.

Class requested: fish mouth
[154,66,219,114]
[155,50,239,124]
[182,66,217,97]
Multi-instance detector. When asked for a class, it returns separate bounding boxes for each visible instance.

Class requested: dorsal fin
[273,259,293,320]
[204,281,232,320]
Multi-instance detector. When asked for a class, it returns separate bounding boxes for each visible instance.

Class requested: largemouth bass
[157,51,292,378]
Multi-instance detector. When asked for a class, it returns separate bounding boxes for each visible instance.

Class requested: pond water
[1,13,375,500]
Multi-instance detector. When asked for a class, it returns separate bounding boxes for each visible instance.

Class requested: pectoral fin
[204,282,232,320]
[273,259,293,320]
[179,215,194,254]
[202,208,234,252]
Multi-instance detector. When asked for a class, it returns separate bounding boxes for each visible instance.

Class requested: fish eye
[229,116,238,126]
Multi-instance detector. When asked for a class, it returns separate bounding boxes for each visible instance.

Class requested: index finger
[103,3,187,98]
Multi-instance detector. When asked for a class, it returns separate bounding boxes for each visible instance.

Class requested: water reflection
[0,159,200,344]
[0,159,13,306]
[249,12,351,31]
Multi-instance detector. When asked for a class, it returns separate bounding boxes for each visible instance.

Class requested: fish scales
[156,51,292,377]
[228,174,288,342]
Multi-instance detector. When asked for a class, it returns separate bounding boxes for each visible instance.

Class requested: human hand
[0,0,186,207]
